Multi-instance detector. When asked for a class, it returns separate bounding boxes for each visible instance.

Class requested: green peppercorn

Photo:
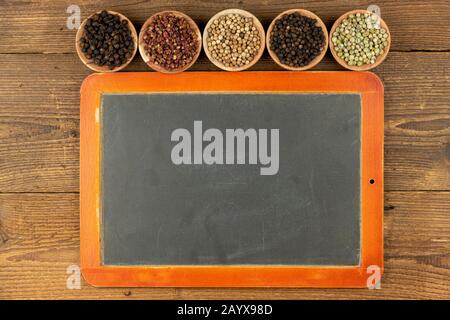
[332,12,389,67]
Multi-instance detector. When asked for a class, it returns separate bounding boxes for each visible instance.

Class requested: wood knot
[69,130,78,138]
[0,222,9,245]
[124,290,132,297]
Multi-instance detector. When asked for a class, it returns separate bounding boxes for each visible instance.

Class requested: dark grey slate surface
[101,93,361,266]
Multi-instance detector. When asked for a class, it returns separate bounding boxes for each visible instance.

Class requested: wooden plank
[0,52,448,192]
[377,52,450,191]
[0,0,449,53]
[0,191,448,299]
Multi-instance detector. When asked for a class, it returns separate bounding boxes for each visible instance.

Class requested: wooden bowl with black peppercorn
[267,9,328,71]
[75,10,138,72]
[138,11,202,74]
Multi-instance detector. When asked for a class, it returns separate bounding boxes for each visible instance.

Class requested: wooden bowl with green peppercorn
[75,10,138,73]
[266,9,329,71]
[329,9,391,71]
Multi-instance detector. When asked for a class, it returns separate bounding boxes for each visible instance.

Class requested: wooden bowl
[329,9,391,71]
[203,9,265,72]
[139,11,202,74]
[266,9,328,71]
[75,11,138,73]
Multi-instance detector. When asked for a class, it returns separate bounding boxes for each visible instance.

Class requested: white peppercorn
[206,13,262,68]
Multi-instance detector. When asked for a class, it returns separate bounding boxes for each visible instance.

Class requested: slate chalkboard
[100,93,361,266]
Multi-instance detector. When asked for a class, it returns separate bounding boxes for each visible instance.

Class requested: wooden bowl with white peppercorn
[329,9,391,71]
[75,10,138,73]
[266,9,329,71]
[203,9,265,72]
[138,11,202,74]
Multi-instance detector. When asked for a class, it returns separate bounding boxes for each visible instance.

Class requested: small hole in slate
[370,179,375,184]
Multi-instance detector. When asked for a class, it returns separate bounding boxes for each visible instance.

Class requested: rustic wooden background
[0,0,449,299]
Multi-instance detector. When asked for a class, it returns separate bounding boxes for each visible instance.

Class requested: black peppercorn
[79,11,134,70]
[270,13,325,68]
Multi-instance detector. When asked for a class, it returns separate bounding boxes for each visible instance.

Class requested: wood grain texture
[0,0,449,299]
[0,52,448,192]
[0,0,449,53]
[0,192,448,299]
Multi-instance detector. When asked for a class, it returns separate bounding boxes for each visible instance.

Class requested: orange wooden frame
[80,72,384,287]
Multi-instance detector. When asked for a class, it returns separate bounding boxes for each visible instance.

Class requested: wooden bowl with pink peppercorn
[138,11,202,74]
